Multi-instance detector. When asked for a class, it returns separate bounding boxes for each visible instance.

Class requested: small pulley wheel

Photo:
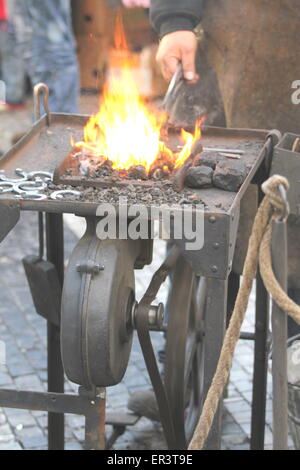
[61,220,137,388]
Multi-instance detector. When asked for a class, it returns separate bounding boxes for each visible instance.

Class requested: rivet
[213,242,220,250]
[91,400,95,405]
[211,265,218,273]
[209,216,216,223]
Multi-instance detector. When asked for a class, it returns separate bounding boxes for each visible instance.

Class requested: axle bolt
[76,260,104,275]
[148,303,164,329]
[131,302,164,331]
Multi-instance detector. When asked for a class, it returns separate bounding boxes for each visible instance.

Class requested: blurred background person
[0,0,26,111]
[10,0,79,113]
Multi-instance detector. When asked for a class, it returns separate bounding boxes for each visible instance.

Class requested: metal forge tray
[0,111,270,278]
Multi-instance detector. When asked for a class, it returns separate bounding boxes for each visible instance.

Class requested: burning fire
[73,15,204,175]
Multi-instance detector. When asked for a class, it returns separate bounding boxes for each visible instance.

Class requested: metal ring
[0,170,28,183]
[50,190,81,200]
[27,171,53,181]
[13,180,47,194]
[15,168,29,178]
[0,182,15,193]
[266,129,282,148]
[15,192,48,200]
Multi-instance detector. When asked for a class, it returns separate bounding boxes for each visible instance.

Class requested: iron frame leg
[203,277,228,450]
[227,271,240,325]
[271,219,288,449]
[45,213,65,450]
[82,387,106,450]
[250,179,270,450]
[250,272,270,450]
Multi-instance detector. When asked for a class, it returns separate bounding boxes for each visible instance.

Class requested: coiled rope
[189,174,300,450]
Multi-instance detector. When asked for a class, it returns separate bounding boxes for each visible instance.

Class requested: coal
[127,165,147,180]
[94,160,113,178]
[193,151,224,169]
[213,160,248,192]
[185,165,213,189]
[152,168,169,180]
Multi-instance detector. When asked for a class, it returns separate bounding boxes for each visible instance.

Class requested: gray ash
[47,179,206,208]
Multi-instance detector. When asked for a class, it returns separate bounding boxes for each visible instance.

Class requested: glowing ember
[73,14,204,175]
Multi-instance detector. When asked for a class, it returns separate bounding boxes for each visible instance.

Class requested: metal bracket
[0,200,20,243]
[252,130,282,184]
[271,132,300,216]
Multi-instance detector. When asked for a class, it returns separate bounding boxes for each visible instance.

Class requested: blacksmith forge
[0,86,281,450]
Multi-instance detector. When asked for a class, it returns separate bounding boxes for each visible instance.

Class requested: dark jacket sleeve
[150,0,203,38]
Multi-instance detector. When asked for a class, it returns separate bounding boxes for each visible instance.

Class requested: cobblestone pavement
[0,100,296,451]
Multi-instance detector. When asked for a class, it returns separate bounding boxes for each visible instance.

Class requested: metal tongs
[162,64,184,109]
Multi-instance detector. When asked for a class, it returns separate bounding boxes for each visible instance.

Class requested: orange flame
[175,118,203,169]
[74,14,203,174]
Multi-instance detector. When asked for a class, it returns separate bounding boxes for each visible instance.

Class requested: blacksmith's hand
[156,31,199,84]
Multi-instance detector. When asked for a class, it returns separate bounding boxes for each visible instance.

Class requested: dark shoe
[127,389,160,422]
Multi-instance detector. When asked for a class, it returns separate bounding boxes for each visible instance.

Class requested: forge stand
[0,193,268,449]
[0,92,280,448]
[0,187,271,450]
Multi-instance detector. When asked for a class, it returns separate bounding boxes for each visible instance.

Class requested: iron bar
[38,212,44,259]
[250,170,270,451]
[271,219,288,449]
[0,389,96,415]
[84,388,106,450]
[203,278,228,449]
[227,271,240,325]
[250,272,270,449]
[240,331,255,341]
[45,213,64,450]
